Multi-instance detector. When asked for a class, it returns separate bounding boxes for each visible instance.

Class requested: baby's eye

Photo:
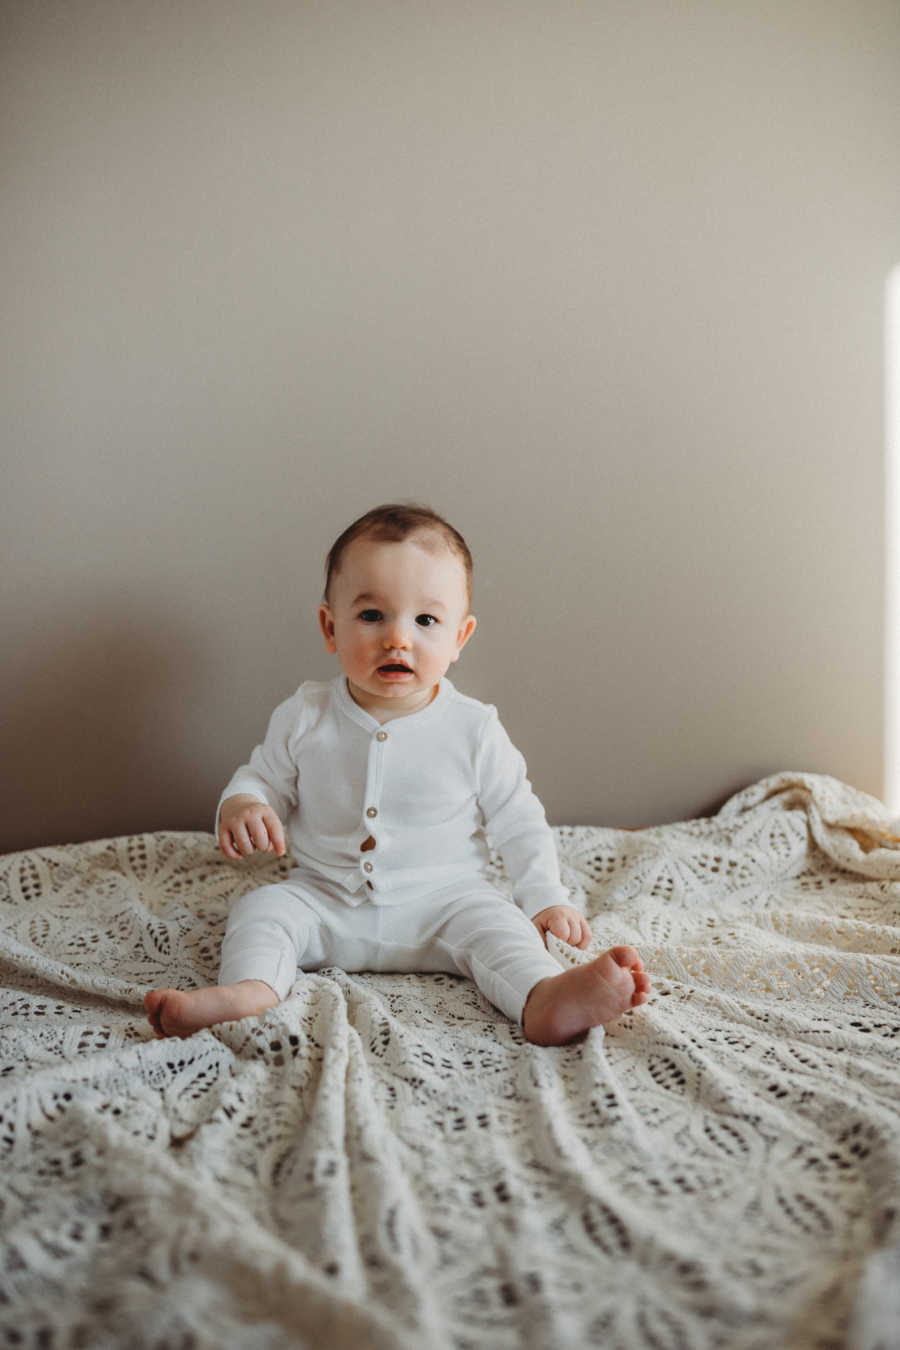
[416,614,439,628]
[359,609,383,623]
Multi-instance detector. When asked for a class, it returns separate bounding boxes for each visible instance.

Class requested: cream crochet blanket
[1,772,898,1349]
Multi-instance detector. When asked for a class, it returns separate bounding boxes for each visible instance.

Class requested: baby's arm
[218,793,287,861]
[216,688,308,860]
[476,707,584,937]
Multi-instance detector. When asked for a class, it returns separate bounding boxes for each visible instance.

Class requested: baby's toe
[144,988,172,1036]
[610,945,641,971]
[631,973,652,1006]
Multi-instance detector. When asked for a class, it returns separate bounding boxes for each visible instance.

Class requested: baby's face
[319,532,476,716]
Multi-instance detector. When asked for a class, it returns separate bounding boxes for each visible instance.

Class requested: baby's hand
[218,794,287,861]
[532,905,592,950]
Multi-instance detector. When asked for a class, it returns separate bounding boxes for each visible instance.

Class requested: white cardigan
[217,675,571,919]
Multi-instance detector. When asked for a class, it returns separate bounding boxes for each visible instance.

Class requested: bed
[1,771,898,1350]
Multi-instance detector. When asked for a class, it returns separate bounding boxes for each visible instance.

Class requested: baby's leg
[420,893,564,1025]
[412,891,649,1041]
[144,883,316,1039]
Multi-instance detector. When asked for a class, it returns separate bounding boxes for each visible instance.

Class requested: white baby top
[217,675,571,919]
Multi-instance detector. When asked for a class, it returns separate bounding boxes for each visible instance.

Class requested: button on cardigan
[217,675,571,919]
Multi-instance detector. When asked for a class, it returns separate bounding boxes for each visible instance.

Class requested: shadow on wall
[1,600,209,853]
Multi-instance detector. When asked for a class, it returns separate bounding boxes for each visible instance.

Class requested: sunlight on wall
[886,265,900,814]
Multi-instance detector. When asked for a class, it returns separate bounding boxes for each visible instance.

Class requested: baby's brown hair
[324,504,473,607]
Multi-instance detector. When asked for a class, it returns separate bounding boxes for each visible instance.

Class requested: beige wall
[2,1,899,852]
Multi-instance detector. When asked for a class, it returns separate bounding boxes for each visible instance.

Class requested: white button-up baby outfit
[216,675,574,1023]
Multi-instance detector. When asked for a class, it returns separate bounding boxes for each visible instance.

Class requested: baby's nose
[383,622,411,649]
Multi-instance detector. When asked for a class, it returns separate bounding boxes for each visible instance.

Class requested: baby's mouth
[378,662,413,674]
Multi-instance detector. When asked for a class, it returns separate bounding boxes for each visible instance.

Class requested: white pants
[218,870,564,1024]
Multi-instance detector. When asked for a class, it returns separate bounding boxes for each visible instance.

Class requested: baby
[145,504,650,1044]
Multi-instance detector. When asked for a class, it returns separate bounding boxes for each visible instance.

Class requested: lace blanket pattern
[1,772,898,1349]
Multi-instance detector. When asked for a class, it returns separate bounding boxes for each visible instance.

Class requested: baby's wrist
[219,793,264,823]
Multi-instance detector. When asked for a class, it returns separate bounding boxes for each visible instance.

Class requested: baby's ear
[318,604,338,654]
[452,614,477,660]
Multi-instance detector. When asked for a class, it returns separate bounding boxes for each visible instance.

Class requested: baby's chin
[347,676,440,715]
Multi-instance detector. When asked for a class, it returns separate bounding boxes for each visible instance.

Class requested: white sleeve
[214,689,304,837]
[475,707,572,919]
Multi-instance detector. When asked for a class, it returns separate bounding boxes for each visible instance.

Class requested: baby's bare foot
[523,945,650,1046]
[144,980,279,1039]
